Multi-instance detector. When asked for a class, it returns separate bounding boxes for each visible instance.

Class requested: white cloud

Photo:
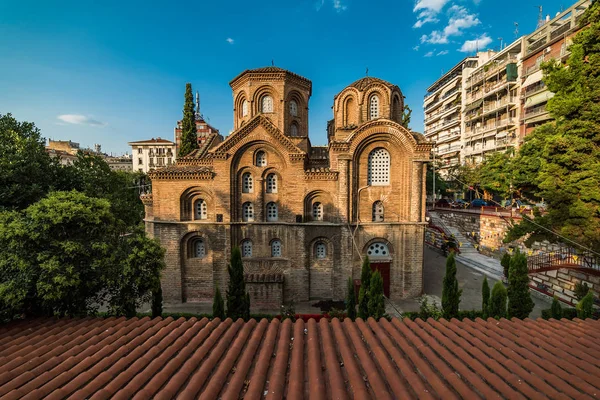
[413,12,439,28]
[332,0,347,12]
[226,38,234,44]
[413,0,450,13]
[419,5,480,44]
[459,34,493,52]
[437,50,449,55]
[57,114,106,127]
[413,45,420,51]
[420,31,448,44]
[315,0,325,11]
[424,51,435,57]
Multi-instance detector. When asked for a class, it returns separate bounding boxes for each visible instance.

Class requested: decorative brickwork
[244,273,284,312]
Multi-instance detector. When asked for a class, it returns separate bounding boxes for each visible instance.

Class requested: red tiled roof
[0,316,598,399]
[128,138,175,145]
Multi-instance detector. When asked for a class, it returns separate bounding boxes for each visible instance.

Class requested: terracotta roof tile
[0,317,598,399]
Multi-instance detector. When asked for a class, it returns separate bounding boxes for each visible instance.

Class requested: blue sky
[0,0,565,154]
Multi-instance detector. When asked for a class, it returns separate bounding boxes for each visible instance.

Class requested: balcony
[435,144,462,156]
[435,129,461,144]
[482,97,517,113]
[426,118,461,135]
[524,104,548,118]
[425,103,460,123]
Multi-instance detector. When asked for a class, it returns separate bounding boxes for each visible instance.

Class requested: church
[144,66,432,309]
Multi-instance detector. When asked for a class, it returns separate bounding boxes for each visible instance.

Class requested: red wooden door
[370,262,390,298]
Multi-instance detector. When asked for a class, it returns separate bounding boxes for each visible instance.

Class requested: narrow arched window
[266,173,277,193]
[289,100,298,116]
[261,96,273,113]
[369,95,379,120]
[367,242,390,258]
[312,202,323,221]
[372,201,384,222]
[315,242,327,259]
[290,123,298,137]
[242,240,252,257]
[242,100,248,117]
[194,239,206,258]
[368,148,390,186]
[256,151,267,167]
[242,202,254,222]
[194,199,208,220]
[242,172,253,193]
[271,239,282,257]
[266,202,278,222]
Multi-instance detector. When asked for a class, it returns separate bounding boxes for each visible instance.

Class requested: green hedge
[541,308,578,320]
[402,310,484,321]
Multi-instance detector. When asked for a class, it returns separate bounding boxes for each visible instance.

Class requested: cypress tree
[576,290,594,319]
[550,296,563,320]
[507,249,534,319]
[346,277,357,320]
[482,276,490,319]
[212,286,225,320]
[226,247,250,320]
[368,270,386,320]
[178,83,198,157]
[442,252,462,319]
[501,252,511,281]
[489,281,507,319]
[151,285,163,318]
[358,256,371,319]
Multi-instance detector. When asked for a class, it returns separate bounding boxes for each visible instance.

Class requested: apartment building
[520,0,591,138]
[128,138,176,174]
[423,57,479,176]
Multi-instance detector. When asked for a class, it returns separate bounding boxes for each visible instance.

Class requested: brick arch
[304,190,335,222]
[252,85,277,114]
[234,91,248,119]
[179,230,214,302]
[334,87,361,114]
[179,186,216,221]
[391,92,404,123]
[346,120,417,155]
[308,236,334,299]
[362,237,395,256]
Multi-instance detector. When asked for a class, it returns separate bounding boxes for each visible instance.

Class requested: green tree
[442,252,462,319]
[152,285,163,318]
[178,83,198,157]
[212,286,225,320]
[550,297,563,320]
[576,290,594,319]
[489,281,507,319]
[574,281,591,301]
[482,276,490,319]
[508,1,600,249]
[477,149,516,201]
[368,270,385,320]
[345,277,356,320]
[507,249,534,319]
[358,256,371,319]
[226,247,250,320]
[401,105,412,128]
[0,113,54,210]
[501,253,512,280]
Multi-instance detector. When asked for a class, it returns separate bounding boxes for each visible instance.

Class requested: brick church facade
[144,67,432,308]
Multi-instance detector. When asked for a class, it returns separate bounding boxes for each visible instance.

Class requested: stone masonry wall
[245,273,284,312]
[531,268,600,307]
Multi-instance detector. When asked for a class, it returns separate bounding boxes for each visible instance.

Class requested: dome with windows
[348,76,399,91]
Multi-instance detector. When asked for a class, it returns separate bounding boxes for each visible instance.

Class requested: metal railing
[528,248,600,274]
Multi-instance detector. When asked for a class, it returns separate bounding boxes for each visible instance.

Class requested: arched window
[242,100,248,117]
[256,151,267,167]
[367,242,390,258]
[315,242,327,259]
[312,202,323,221]
[266,173,277,193]
[242,240,252,257]
[367,148,390,186]
[194,199,208,220]
[369,95,380,120]
[266,202,278,222]
[194,239,206,258]
[271,239,282,257]
[372,201,384,222]
[242,202,254,222]
[261,95,273,113]
[289,100,298,116]
[290,124,298,137]
[242,172,253,193]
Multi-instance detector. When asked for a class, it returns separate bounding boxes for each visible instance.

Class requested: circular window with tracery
[367,242,390,258]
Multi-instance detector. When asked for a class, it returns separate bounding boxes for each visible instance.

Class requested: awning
[496,131,508,139]
[464,99,483,113]
[440,151,460,159]
[523,70,543,88]
[424,95,439,108]
[483,130,497,138]
[525,91,554,107]
[525,114,552,124]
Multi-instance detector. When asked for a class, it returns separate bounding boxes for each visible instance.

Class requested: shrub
[358,256,371,319]
[507,249,534,319]
[327,308,347,321]
[151,286,163,318]
[368,270,386,320]
[212,286,225,320]
[226,247,250,321]
[574,281,591,301]
[482,276,490,319]
[419,296,442,320]
[281,302,296,322]
[442,252,462,319]
[489,281,507,319]
[550,296,562,319]
[501,253,511,280]
[576,291,594,319]
[345,277,356,320]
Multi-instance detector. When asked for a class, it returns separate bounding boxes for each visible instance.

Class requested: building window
[289,100,298,116]
[315,242,327,259]
[266,173,277,193]
[194,199,208,220]
[194,239,206,258]
[242,100,248,117]
[256,151,267,167]
[290,124,298,137]
[242,240,252,257]
[242,172,253,193]
[271,239,282,257]
[367,148,390,186]
[138,148,142,154]
[138,158,143,165]
[242,202,254,222]
[261,96,273,113]
[372,201,384,222]
[266,202,278,222]
[312,202,323,221]
[367,242,390,258]
[369,95,379,119]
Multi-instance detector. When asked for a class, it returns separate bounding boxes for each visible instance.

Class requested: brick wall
[245,273,284,312]
[531,268,600,307]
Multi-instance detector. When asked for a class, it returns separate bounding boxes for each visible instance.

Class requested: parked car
[470,199,488,207]
[435,198,452,207]
[452,199,469,209]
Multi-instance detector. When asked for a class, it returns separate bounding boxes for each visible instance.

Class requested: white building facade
[128,138,176,174]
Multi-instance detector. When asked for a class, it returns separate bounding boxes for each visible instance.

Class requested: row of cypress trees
[345,256,386,320]
[212,247,250,321]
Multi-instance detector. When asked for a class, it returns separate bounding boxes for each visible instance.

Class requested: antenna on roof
[365,67,369,77]
[514,22,519,38]
[271,59,274,66]
[498,37,503,50]
[536,5,544,28]
[195,91,201,119]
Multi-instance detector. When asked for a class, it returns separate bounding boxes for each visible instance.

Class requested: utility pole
[432,151,436,210]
